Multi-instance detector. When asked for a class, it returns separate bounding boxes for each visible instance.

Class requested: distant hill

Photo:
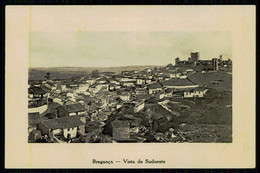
[29,66,159,80]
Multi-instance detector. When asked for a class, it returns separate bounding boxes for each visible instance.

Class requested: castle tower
[212,58,219,71]
[175,57,180,65]
[219,55,223,67]
[191,52,200,62]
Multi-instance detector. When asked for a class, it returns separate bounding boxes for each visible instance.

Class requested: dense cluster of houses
[28,53,230,143]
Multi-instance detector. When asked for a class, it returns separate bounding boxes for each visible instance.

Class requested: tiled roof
[46,81,55,86]
[161,78,197,86]
[28,113,42,126]
[58,103,85,113]
[42,116,84,129]
[41,85,52,93]
[28,86,46,95]
[147,82,163,89]
[111,119,130,128]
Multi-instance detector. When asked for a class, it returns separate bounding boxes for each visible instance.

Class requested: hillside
[188,71,232,91]
[29,66,158,80]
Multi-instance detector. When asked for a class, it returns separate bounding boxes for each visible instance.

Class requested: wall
[69,112,77,116]
[134,103,145,112]
[52,129,62,135]
[184,92,194,98]
[78,125,85,136]
[165,85,198,89]
[28,104,48,114]
[149,88,162,94]
[38,122,50,136]
[63,127,77,139]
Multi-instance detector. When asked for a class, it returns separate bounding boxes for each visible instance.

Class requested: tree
[153,67,158,73]
[45,72,50,80]
[91,69,100,78]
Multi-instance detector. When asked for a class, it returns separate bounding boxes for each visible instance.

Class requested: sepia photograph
[28,31,232,143]
[5,6,255,168]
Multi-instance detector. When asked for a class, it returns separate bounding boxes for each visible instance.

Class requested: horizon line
[29,64,166,69]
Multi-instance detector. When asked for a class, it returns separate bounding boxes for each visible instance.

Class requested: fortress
[175,52,232,71]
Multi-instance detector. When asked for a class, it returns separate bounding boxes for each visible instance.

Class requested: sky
[30,31,232,67]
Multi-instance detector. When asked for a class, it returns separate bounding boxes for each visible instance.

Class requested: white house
[134,101,145,113]
[38,116,85,139]
[184,88,208,98]
[120,92,131,101]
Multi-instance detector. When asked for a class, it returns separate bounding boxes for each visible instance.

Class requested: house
[120,81,135,87]
[99,83,109,91]
[135,88,148,95]
[44,81,57,90]
[116,101,124,109]
[109,83,117,91]
[28,86,48,99]
[183,87,208,98]
[28,86,48,114]
[111,119,130,141]
[145,79,152,84]
[147,82,163,94]
[95,113,109,122]
[119,91,131,101]
[155,91,166,100]
[136,78,145,85]
[28,130,41,142]
[164,89,173,97]
[38,116,85,139]
[133,101,145,113]
[57,103,86,117]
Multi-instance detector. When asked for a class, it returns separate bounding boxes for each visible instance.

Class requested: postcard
[5,5,255,168]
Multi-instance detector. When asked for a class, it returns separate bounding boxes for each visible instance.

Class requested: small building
[57,103,86,117]
[184,87,208,98]
[116,101,124,109]
[134,101,145,113]
[38,116,85,139]
[44,81,57,90]
[119,92,131,101]
[147,82,163,95]
[121,81,135,87]
[135,88,148,95]
[136,78,145,85]
[155,91,166,100]
[111,119,130,141]
[109,83,116,91]
[28,86,48,114]
[28,130,42,141]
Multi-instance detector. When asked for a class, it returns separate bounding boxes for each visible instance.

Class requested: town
[28,52,232,143]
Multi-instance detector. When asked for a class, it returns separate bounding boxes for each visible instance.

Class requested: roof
[194,87,208,92]
[111,119,130,128]
[28,86,46,95]
[135,88,147,91]
[41,85,52,93]
[161,78,197,87]
[42,116,84,129]
[28,113,42,126]
[46,81,55,86]
[58,103,85,113]
[147,82,163,89]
